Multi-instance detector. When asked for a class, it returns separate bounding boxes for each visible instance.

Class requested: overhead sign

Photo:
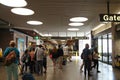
[34,36,40,40]
[99,14,120,22]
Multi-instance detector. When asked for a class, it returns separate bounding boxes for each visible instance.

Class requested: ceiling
[0,0,120,37]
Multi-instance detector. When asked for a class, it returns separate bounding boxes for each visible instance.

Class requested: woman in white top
[92,47,100,73]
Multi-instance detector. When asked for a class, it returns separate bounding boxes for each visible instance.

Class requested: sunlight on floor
[72,56,80,64]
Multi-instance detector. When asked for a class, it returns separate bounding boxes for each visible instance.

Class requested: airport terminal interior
[0,0,120,80]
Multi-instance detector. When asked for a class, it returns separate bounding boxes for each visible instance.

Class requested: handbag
[0,48,2,58]
[49,54,52,59]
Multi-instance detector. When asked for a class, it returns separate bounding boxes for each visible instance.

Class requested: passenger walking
[80,52,84,72]
[35,45,44,75]
[63,44,69,60]
[57,45,64,69]
[68,46,72,62]
[29,48,35,73]
[27,42,36,52]
[4,40,20,80]
[91,47,100,73]
[21,49,30,74]
[42,45,47,73]
[82,43,92,77]
[51,46,58,69]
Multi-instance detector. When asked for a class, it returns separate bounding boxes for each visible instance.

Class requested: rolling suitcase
[62,57,67,65]
[22,72,35,80]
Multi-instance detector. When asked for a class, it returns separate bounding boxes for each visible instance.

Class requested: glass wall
[98,37,102,61]
[108,33,112,64]
[97,33,112,64]
[102,34,108,63]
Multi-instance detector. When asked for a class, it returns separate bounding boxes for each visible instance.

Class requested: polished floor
[0,56,120,80]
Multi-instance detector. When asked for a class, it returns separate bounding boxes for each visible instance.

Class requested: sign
[34,36,39,40]
[99,14,120,22]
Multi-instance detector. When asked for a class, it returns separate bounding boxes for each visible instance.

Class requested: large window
[98,37,102,60]
[97,33,112,64]
[103,38,108,62]
[108,33,112,64]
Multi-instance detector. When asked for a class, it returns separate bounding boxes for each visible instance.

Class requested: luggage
[22,73,35,80]
[62,58,67,65]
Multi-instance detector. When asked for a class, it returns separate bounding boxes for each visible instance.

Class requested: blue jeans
[5,63,18,80]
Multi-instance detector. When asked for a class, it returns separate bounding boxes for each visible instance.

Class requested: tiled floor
[0,56,120,80]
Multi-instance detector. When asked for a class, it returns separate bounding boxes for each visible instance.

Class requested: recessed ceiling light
[67,28,79,31]
[70,17,88,22]
[0,0,27,7]
[11,8,34,16]
[27,21,43,25]
[68,22,84,26]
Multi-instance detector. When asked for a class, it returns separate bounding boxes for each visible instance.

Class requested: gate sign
[99,14,120,22]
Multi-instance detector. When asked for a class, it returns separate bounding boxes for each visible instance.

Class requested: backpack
[4,50,16,66]
[21,54,27,63]
[21,54,30,63]
[22,73,35,80]
[62,57,67,65]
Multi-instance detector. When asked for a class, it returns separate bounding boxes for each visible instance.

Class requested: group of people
[80,43,100,77]
[3,40,48,80]
[49,45,64,69]
[4,40,98,80]
[20,44,48,75]
[49,44,74,69]
[3,40,67,80]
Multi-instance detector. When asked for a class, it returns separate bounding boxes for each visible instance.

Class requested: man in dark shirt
[57,45,64,69]
[82,43,92,77]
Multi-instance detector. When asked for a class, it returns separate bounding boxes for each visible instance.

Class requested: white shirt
[63,46,68,55]
[35,47,44,61]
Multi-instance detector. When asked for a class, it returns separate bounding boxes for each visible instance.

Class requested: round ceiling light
[70,17,88,22]
[68,22,84,26]
[0,0,27,7]
[11,8,34,16]
[67,28,79,31]
[27,21,43,25]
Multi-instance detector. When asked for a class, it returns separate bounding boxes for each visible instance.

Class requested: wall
[0,28,13,51]
[92,23,111,35]
[13,29,35,57]
[112,23,120,67]
[13,30,26,55]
